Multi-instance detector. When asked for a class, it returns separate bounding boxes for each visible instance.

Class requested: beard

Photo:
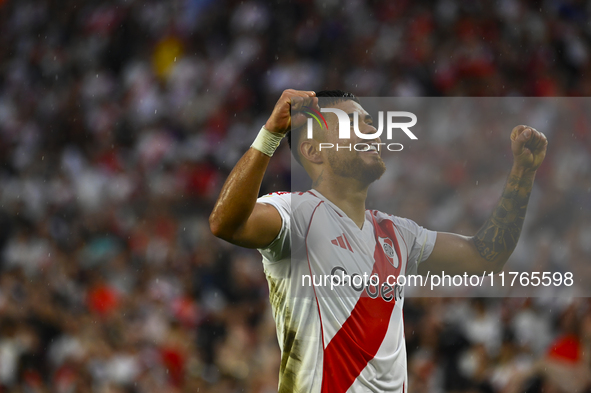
[326,150,386,185]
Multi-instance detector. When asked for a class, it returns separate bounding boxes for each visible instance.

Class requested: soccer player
[209,89,548,392]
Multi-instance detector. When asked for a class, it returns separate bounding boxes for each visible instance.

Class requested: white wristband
[251,126,284,157]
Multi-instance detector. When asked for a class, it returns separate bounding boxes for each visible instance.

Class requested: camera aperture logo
[304,107,417,152]
[302,106,328,130]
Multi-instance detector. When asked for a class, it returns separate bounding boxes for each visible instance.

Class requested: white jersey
[257,190,437,393]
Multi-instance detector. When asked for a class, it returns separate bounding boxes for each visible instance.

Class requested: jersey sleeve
[256,192,291,263]
[391,217,437,273]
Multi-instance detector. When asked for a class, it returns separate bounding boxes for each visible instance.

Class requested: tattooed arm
[418,125,548,276]
[471,169,534,263]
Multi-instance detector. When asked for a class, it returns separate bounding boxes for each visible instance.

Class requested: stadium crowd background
[0,0,591,392]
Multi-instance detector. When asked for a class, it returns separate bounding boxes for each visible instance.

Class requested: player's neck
[314,178,368,229]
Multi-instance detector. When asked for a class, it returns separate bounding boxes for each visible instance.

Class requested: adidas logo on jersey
[330,233,353,253]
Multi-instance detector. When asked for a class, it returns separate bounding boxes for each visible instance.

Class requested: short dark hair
[286,90,358,165]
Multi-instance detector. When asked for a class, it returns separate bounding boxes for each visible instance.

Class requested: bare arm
[418,125,548,275]
[209,148,281,248]
[209,89,318,248]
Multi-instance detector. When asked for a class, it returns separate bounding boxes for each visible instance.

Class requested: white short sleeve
[391,217,437,273]
[256,192,291,263]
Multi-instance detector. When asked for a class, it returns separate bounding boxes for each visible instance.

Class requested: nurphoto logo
[304,106,418,152]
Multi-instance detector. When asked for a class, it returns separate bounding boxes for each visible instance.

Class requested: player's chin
[361,159,386,183]
[361,151,385,167]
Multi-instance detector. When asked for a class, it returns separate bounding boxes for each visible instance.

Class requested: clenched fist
[264,89,319,135]
[510,125,548,173]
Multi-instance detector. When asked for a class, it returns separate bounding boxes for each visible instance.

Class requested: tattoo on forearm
[472,174,533,261]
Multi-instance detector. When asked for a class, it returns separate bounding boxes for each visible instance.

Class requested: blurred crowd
[0,0,591,392]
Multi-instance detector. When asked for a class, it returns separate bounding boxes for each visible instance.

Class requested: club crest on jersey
[378,237,398,268]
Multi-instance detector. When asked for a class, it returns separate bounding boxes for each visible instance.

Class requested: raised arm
[418,125,548,275]
[209,89,317,248]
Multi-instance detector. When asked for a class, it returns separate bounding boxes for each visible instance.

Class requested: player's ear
[300,140,323,164]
